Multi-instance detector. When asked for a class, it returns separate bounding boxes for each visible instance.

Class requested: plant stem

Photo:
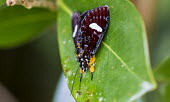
[6,0,56,10]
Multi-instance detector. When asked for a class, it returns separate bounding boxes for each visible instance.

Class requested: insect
[71,5,110,93]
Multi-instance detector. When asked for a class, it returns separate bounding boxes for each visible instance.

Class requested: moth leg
[79,68,84,90]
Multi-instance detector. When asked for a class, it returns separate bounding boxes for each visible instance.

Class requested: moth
[71,5,110,93]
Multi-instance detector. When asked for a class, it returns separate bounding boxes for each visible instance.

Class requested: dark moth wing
[72,12,81,46]
[71,6,109,92]
[72,10,90,47]
[80,6,110,57]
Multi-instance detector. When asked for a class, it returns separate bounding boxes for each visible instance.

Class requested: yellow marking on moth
[89,65,94,73]
[80,68,84,73]
[77,43,80,45]
[88,56,95,73]
[77,47,80,48]
[89,55,96,65]
[81,50,84,55]
[75,54,78,57]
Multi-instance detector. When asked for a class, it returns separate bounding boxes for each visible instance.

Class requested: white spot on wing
[73,25,78,38]
[89,23,103,32]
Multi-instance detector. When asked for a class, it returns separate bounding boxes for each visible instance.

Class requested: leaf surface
[154,56,170,82]
[0,0,6,6]
[57,0,156,101]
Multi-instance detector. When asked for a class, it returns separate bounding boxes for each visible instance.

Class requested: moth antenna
[70,66,79,95]
[79,73,83,91]
[91,73,93,80]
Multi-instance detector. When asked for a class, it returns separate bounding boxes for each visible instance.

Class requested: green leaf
[57,0,156,101]
[154,56,170,82]
[150,21,170,67]
[150,0,170,67]
[162,83,170,102]
[144,83,170,102]
[0,6,55,49]
[0,0,6,6]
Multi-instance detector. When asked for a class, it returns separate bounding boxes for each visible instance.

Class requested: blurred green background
[0,22,62,102]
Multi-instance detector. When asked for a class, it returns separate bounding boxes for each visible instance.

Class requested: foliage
[0,0,170,101]
[57,0,156,101]
[0,6,55,49]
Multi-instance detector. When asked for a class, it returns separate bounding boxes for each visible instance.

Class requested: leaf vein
[58,0,72,16]
[102,41,142,81]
